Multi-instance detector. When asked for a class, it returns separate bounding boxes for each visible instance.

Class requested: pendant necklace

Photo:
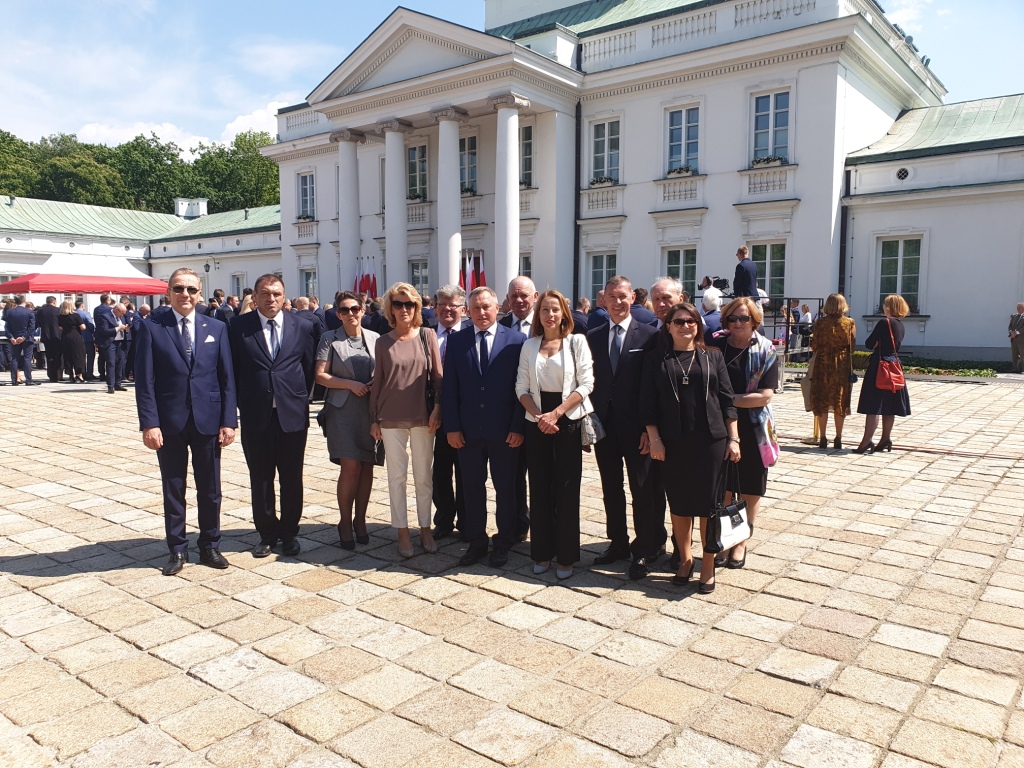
[674,349,696,386]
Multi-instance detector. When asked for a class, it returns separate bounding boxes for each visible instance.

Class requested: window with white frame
[520,125,534,187]
[459,136,477,194]
[409,260,429,297]
[591,253,617,300]
[879,237,921,313]
[665,247,696,300]
[231,273,246,298]
[407,144,427,200]
[591,120,620,183]
[668,107,699,173]
[519,253,532,279]
[750,243,786,297]
[753,92,790,161]
[300,268,317,297]
[298,172,315,218]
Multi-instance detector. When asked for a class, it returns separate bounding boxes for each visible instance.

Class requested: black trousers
[84,343,95,379]
[432,431,466,533]
[157,413,222,553]
[43,341,62,381]
[525,393,583,565]
[124,339,135,379]
[593,406,666,557]
[458,438,520,549]
[514,443,530,538]
[241,410,308,543]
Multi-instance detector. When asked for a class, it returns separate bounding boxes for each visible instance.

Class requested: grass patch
[787,354,1006,378]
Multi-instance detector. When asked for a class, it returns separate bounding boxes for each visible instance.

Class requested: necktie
[181,318,193,365]
[440,328,449,365]
[478,330,489,375]
[267,318,279,360]
[610,324,623,374]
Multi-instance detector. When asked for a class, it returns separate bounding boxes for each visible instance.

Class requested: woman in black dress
[713,297,778,569]
[57,300,87,383]
[642,302,740,594]
[854,294,911,453]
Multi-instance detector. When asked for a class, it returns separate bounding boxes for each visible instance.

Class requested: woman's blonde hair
[884,294,910,318]
[532,290,573,339]
[382,282,423,328]
[822,293,848,317]
[720,296,763,331]
[59,300,75,315]
[239,295,254,313]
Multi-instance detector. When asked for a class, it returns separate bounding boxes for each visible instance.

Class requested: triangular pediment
[308,9,514,104]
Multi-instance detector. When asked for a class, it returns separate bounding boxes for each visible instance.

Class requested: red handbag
[875,319,905,392]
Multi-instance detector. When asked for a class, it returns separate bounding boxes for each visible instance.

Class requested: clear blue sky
[4,0,1021,150]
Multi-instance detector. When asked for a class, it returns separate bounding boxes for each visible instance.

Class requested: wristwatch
[727,436,741,443]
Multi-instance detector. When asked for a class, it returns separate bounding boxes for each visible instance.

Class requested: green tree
[0,130,38,196]
[109,133,195,212]
[192,130,279,213]
[34,132,113,163]
[33,155,132,208]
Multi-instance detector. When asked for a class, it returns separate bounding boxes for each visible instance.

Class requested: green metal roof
[150,205,281,243]
[487,0,722,40]
[0,196,182,241]
[847,94,1024,165]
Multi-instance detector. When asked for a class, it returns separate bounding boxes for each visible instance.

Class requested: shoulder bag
[875,319,905,392]
[569,335,605,447]
[705,461,751,553]
[418,330,437,413]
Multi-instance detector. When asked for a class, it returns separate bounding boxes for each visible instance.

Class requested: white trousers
[381,426,434,529]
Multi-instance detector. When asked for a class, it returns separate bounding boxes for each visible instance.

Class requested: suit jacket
[215,304,236,324]
[229,311,318,433]
[361,310,391,335]
[733,258,759,298]
[94,305,117,348]
[135,311,237,435]
[587,307,610,329]
[294,308,325,333]
[4,306,35,342]
[571,310,589,335]
[77,309,95,344]
[123,309,138,342]
[515,333,595,422]
[587,319,659,425]
[36,304,60,342]
[317,328,380,408]
[1010,313,1024,336]
[702,309,722,343]
[442,323,526,441]
[630,303,658,326]
[639,346,738,440]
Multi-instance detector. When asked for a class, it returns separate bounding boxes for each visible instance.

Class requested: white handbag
[706,462,751,553]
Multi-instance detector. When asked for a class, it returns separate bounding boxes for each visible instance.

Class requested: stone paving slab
[2,377,1024,767]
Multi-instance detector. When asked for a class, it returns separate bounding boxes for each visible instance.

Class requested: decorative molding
[375,119,414,135]
[428,106,469,124]
[487,92,531,111]
[841,44,912,107]
[583,42,844,101]
[329,129,366,143]
[264,145,338,164]
[652,11,717,46]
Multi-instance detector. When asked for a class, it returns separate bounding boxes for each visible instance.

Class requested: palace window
[666,247,696,300]
[520,125,534,187]
[753,92,789,161]
[879,238,921,313]
[591,253,617,301]
[668,107,699,173]
[409,260,429,297]
[407,144,427,199]
[300,268,317,297]
[751,242,786,297]
[592,120,620,183]
[519,253,532,279]
[298,172,315,218]
[459,136,477,193]
[230,273,246,298]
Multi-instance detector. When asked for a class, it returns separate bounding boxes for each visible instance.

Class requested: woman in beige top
[369,283,443,558]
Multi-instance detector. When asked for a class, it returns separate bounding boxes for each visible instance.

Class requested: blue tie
[181,318,193,366]
[478,330,489,375]
[268,318,279,360]
[610,324,623,374]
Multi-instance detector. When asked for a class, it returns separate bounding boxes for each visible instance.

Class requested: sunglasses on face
[726,315,752,324]
[170,285,200,295]
[336,305,363,315]
[392,300,418,311]
[671,317,699,327]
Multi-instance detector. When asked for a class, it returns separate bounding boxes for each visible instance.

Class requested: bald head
[507,276,538,321]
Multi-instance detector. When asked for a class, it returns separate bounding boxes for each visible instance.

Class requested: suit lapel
[163,314,188,364]
[249,313,273,364]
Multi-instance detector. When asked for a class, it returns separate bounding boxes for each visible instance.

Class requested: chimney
[244,208,249,220]
[173,197,209,219]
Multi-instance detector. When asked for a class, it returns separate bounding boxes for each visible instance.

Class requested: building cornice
[843,180,1024,207]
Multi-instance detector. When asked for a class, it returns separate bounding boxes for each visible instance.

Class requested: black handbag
[374,439,386,467]
[419,331,436,413]
[706,461,750,553]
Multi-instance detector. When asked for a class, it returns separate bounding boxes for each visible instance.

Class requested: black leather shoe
[163,552,187,576]
[459,543,489,567]
[252,542,274,558]
[107,387,115,394]
[199,548,229,569]
[515,532,529,543]
[281,538,301,557]
[669,551,681,571]
[432,525,454,540]
[489,547,509,568]
[628,558,651,580]
[115,385,128,391]
[593,545,631,565]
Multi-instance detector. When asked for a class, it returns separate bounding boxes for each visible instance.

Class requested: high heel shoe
[852,441,874,454]
[672,560,696,586]
[420,529,438,554]
[698,579,716,594]
[833,437,842,450]
[875,438,893,452]
[354,522,370,545]
[337,523,355,550]
[818,437,828,449]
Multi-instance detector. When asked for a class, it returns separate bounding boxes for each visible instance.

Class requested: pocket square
[205,335,216,343]
[628,348,642,352]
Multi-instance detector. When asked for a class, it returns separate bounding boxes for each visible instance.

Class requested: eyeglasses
[170,285,200,295]
[671,317,699,327]
[392,300,418,311]
[437,303,464,310]
[726,315,752,324]
[335,305,362,315]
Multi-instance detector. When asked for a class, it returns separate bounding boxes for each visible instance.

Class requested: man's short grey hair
[702,289,723,312]
[469,286,498,303]
[435,284,466,303]
[651,277,683,296]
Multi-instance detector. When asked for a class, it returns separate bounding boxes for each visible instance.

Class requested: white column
[431,108,466,288]
[553,110,577,296]
[490,93,530,294]
[378,120,411,280]
[331,130,362,296]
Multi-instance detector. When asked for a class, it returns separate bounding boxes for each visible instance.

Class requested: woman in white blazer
[515,290,595,579]
[314,291,380,549]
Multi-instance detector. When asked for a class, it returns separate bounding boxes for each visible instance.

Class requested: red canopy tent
[1,272,167,295]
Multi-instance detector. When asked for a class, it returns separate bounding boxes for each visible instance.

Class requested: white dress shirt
[171,308,198,340]
[257,310,284,355]
[436,322,458,362]
[511,311,534,337]
[607,314,633,355]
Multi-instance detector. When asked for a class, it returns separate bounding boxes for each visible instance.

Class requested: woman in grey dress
[314,291,380,549]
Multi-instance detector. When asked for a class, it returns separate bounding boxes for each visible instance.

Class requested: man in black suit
[230,274,319,558]
[95,295,129,394]
[427,285,473,540]
[361,299,391,335]
[293,296,325,333]
[572,297,590,335]
[36,296,62,382]
[499,276,537,540]
[587,276,665,576]
[215,295,238,324]
[5,295,39,385]
[733,245,759,298]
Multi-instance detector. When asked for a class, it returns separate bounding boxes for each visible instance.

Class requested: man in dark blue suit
[5,295,39,385]
[36,296,62,382]
[230,274,319,558]
[587,276,665,576]
[443,286,526,567]
[94,295,129,393]
[75,300,96,380]
[733,245,759,298]
[135,268,237,576]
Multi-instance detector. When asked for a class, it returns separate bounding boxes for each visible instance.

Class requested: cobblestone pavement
[2,377,1024,768]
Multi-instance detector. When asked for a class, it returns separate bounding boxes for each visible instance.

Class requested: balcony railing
[407,201,431,226]
[580,185,624,217]
[738,164,797,199]
[294,221,317,240]
[519,189,537,216]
